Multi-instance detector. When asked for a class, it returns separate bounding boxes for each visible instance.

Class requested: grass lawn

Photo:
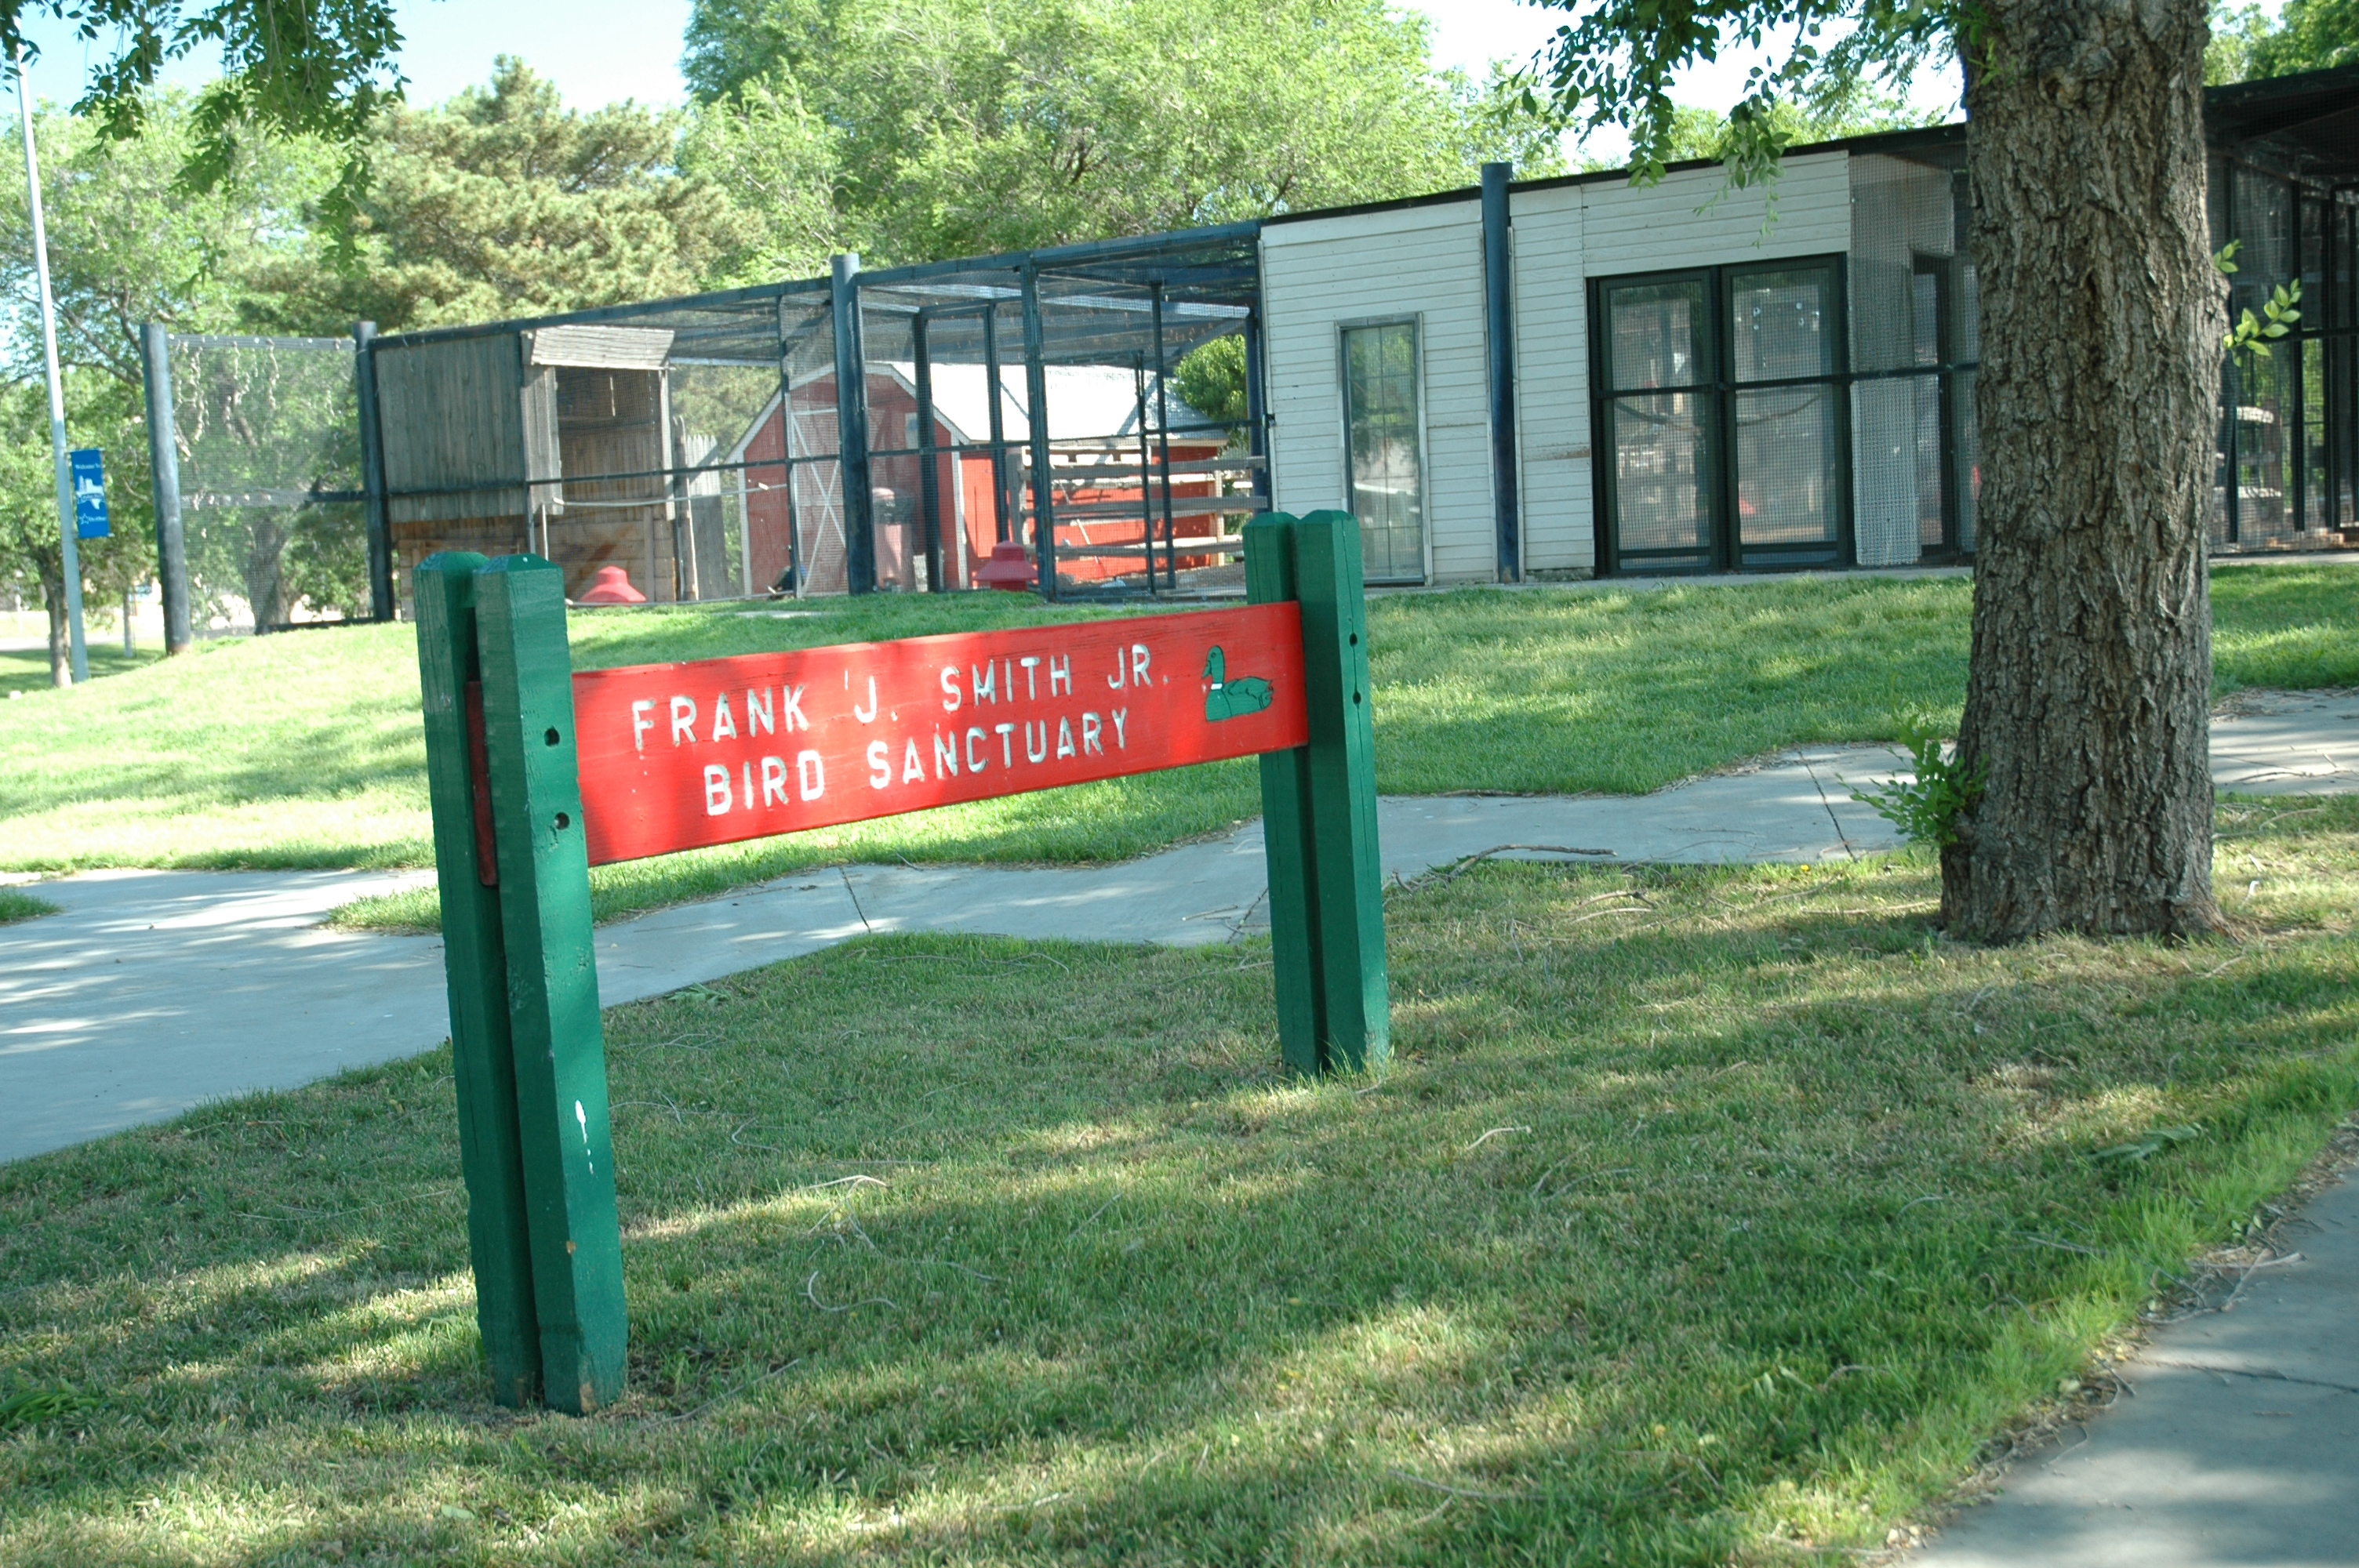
[0,887,57,923]
[3,795,2354,1564]
[2,565,2353,934]
[1,639,164,699]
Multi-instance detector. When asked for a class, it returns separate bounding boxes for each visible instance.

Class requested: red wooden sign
[565,603,1308,866]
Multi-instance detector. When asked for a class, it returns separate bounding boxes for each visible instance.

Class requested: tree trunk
[241,511,295,630]
[41,565,67,688]
[1946,0,2226,942]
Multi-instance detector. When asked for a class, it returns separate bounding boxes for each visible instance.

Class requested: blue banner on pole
[71,448,107,539]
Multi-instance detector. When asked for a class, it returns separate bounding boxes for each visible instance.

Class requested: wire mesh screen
[368,224,1262,606]
[1847,153,1975,566]
[168,334,370,626]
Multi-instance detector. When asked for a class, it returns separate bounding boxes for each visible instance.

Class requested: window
[1594,260,1849,572]
[1341,320,1426,582]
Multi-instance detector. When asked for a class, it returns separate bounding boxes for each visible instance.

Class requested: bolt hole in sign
[568,603,1309,866]
[70,448,107,539]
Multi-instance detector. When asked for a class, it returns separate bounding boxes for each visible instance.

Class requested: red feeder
[576,565,646,604]
[975,540,1035,593]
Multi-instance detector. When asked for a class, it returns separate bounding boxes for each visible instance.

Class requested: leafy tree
[262,59,755,332]
[1538,1,2229,942]
[0,0,404,238]
[0,375,153,681]
[0,93,319,677]
[683,0,1565,268]
[1579,86,1950,171]
[0,93,329,383]
[2241,0,2357,77]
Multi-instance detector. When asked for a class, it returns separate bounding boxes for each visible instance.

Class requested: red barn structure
[729,363,1241,594]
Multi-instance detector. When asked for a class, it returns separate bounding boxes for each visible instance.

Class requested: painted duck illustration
[1202,645,1274,721]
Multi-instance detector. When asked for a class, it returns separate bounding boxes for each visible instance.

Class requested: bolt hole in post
[554,813,570,830]
[545,728,561,746]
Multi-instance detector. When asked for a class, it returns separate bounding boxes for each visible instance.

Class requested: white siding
[1577,151,1852,277]
[1260,197,1492,583]
[1507,183,1591,573]
[1257,154,1854,586]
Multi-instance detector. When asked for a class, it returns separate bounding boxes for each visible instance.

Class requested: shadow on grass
[5,843,2359,1564]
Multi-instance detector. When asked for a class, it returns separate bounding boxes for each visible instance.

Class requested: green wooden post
[472,555,627,1414]
[1292,511,1390,1070]
[1246,510,1389,1073]
[1244,513,1321,1073]
[413,553,542,1408]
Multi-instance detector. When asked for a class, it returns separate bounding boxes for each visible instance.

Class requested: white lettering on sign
[972,661,997,706]
[712,693,738,742]
[703,763,730,815]
[852,673,878,724]
[1112,709,1129,749]
[902,738,925,784]
[747,688,774,736]
[761,755,788,807]
[1056,717,1076,759]
[1131,644,1150,687]
[1023,720,1048,764]
[940,664,961,713]
[994,721,1015,768]
[934,729,959,779]
[796,750,825,801]
[867,739,890,789]
[631,699,655,751]
[966,726,987,772]
[671,695,697,746]
[1049,654,1071,695]
[1081,711,1103,754]
[1020,655,1040,699]
[782,684,809,731]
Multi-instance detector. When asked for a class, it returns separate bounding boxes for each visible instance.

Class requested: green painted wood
[413,552,542,1409]
[1293,511,1390,1072]
[472,555,627,1414]
[1243,513,1321,1075]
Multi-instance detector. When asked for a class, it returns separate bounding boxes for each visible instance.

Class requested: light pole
[15,42,85,684]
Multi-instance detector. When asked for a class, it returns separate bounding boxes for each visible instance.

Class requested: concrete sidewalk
[1913,1157,2359,1567]
[5,691,2355,1167]
[0,740,1910,1164]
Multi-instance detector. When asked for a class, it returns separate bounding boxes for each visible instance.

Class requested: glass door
[1600,275,1718,570]
[1726,263,1844,564]
[1341,321,1427,582]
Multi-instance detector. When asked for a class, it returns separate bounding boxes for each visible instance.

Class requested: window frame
[1335,314,1433,585]
[1588,256,1855,575]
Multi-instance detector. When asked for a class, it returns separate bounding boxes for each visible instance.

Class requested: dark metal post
[982,306,1012,544]
[1151,282,1177,591]
[138,322,192,654]
[354,320,394,619]
[1020,263,1056,598]
[1135,356,1157,594]
[912,312,946,590]
[773,296,804,596]
[1481,162,1521,583]
[831,253,875,593]
[1245,310,1270,506]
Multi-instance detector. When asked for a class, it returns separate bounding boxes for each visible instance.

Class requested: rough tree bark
[40,561,67,688]
[1944,0,2226,941]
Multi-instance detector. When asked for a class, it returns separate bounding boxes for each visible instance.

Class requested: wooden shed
[378,324,719,606]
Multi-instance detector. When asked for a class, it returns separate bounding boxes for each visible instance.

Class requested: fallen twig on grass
[1384,1468,1521,1501]
[1416,843,1618,890]
[804,1270,895,1314]
[1461,1125,1531,1154]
